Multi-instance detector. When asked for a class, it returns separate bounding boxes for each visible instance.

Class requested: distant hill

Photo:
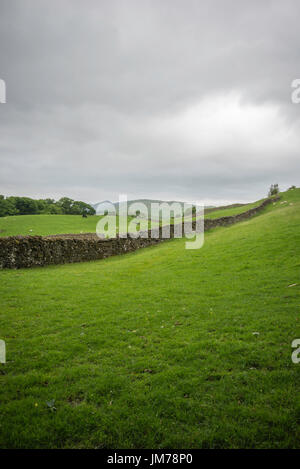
[92,200,115,214]
[92,199,207,216]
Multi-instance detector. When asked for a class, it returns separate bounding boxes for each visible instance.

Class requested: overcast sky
[0,0,299,205]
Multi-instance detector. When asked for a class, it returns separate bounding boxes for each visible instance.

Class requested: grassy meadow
[0,214,108,237]
[0,189,299,448]
[205,199,263,219]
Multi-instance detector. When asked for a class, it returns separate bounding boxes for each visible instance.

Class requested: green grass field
[205,199,263,219]
[0,214,140,238]
[0,214,107,237]
[0,189,299,448]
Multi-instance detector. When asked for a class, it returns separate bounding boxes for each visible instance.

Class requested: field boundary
[0,196,279,269]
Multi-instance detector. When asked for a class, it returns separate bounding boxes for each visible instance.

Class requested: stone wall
[198,196,279,230]
[0,196,278,269]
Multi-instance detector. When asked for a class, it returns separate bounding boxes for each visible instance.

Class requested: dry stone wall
[0,196,278,269]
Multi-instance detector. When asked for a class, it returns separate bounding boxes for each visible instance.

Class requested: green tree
[6,196,38,215]
[71,200,95,215]
[268,184,279,197]
[0,196,18,217]
[57,197,74,214]
[0,195,95,217]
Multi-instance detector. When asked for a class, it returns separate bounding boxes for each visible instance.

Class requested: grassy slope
[0,189,299,448]
[205,199,264,219]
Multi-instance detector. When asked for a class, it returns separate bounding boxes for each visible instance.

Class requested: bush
[0,195,95,217]
[268,184,279,197]
[0,196,18,217]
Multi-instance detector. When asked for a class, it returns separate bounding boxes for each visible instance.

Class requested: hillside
[0,188,299,448]
[203,198,264,219]
[0,196,268,237]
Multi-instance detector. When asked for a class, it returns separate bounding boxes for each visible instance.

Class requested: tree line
[0,196,96,217]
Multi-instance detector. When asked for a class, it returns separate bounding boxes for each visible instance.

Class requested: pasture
[0,189,299,448]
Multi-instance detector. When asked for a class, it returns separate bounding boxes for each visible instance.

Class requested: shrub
[268,184,279,197]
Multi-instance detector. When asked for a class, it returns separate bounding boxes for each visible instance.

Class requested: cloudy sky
[0,0,299,206]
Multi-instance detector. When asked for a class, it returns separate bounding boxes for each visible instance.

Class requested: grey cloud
[0,0,300,205]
